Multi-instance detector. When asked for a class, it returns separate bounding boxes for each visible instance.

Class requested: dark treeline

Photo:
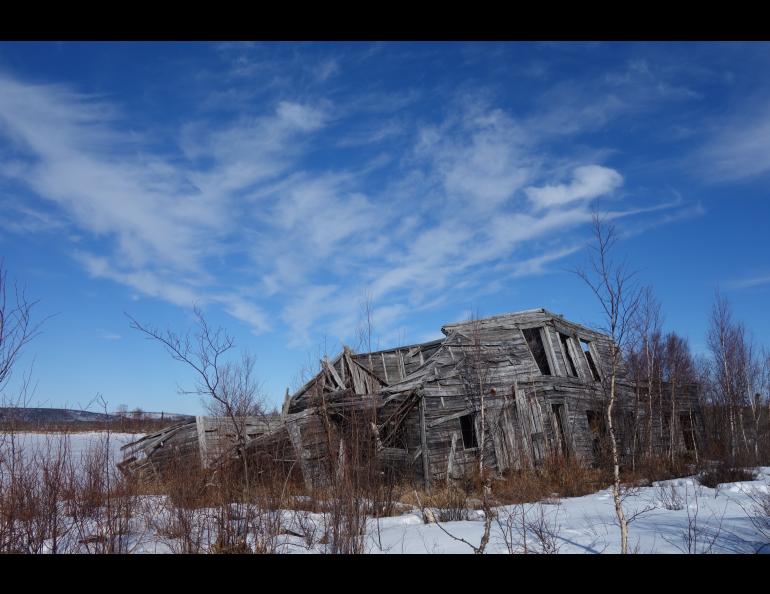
[623,287,769,472]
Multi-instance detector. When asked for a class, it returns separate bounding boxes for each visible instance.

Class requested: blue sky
[1,42,768,415]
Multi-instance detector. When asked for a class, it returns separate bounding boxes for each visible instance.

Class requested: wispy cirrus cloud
[724,274,770,291]
[696,104,770,182]
[0,73,329,333]
[0,51,698,349]
[99,332,122,341]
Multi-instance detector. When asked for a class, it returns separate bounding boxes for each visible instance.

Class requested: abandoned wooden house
[120,308,703,489]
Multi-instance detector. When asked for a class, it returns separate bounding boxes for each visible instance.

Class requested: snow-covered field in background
[2,432,768,553]
[1,431,141,465]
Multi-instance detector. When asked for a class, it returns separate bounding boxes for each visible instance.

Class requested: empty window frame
[585,410,606,461]
[580,338,601,381]
[585,410,607,437]
[522,327,552,376]
[559,333,578,377]
[380,419,408,448]
[679,413,696,452]
[459,413,478,449]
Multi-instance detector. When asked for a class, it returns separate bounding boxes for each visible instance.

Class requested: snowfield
[2,432,768,553]
[116,467,770,554]
[269,469,770,554]
[3,431,140,464]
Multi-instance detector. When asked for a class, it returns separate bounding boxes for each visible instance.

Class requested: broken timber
[119,308,704,490]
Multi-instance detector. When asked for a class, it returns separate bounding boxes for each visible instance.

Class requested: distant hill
[0,407,194,426]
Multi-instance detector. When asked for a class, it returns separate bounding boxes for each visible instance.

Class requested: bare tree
[758,349,770,462]
[459,315,491,483]
[639,287,663,461]
[355,290,375,368]
[661,332,696,464]
[706,291,759,465]
[625,285,664,469]
[0,262,43,405]
[127,306,264,489]
[573,213,642,554]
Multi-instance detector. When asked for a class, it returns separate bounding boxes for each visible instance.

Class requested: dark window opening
[663,413,671,435]
[586,410,606,436]
[460,413,478,449]
[522,327,552,376]
[586,410,606,461]
[559,333,578,377]
[531,432,546,465]
[680,414,696,452]
[380,420,407,448]
[422,346,440,360]
[580,338,600,381]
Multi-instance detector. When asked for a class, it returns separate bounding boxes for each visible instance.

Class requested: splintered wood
[120,308,704,489]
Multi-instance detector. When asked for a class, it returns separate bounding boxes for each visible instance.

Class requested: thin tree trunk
[646,340,653,460]
[607,355,628,554]
[689,408,699,466]
[728,406,737,464]
[479,378,485,479]
[670,379,677,466]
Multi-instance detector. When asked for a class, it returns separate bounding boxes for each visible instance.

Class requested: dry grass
[620,455,693,488]
[493,455,607,505]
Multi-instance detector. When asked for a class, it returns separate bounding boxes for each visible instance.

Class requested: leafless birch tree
[706,291,760,465]
[662,332,695,464]
[573,213,641,554]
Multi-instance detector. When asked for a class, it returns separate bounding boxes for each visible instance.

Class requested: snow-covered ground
[123,467,770,554]
[358,471,770,554]
[264,469,770,554]
[2,432,768,553]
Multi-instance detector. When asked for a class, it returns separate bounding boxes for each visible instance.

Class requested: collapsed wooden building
[120,308,703,489]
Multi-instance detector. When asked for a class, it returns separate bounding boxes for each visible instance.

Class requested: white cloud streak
[0,67,689,348]
[724,274,770,291]
[525,165,623,211]
[697,105,770,182]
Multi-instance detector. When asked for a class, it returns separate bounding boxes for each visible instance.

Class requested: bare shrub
[495,501,562,554]
[66,430,142,554]
[627,454,691,486]
[656,482,684,511]
[743,485,770,549]
[410,484,495,554]
[420,486,470,523]
[141,462,211,553]
[318,484,368,554]
[697,464,757,489]
[661,481,727,554]
[287,508,322,550]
